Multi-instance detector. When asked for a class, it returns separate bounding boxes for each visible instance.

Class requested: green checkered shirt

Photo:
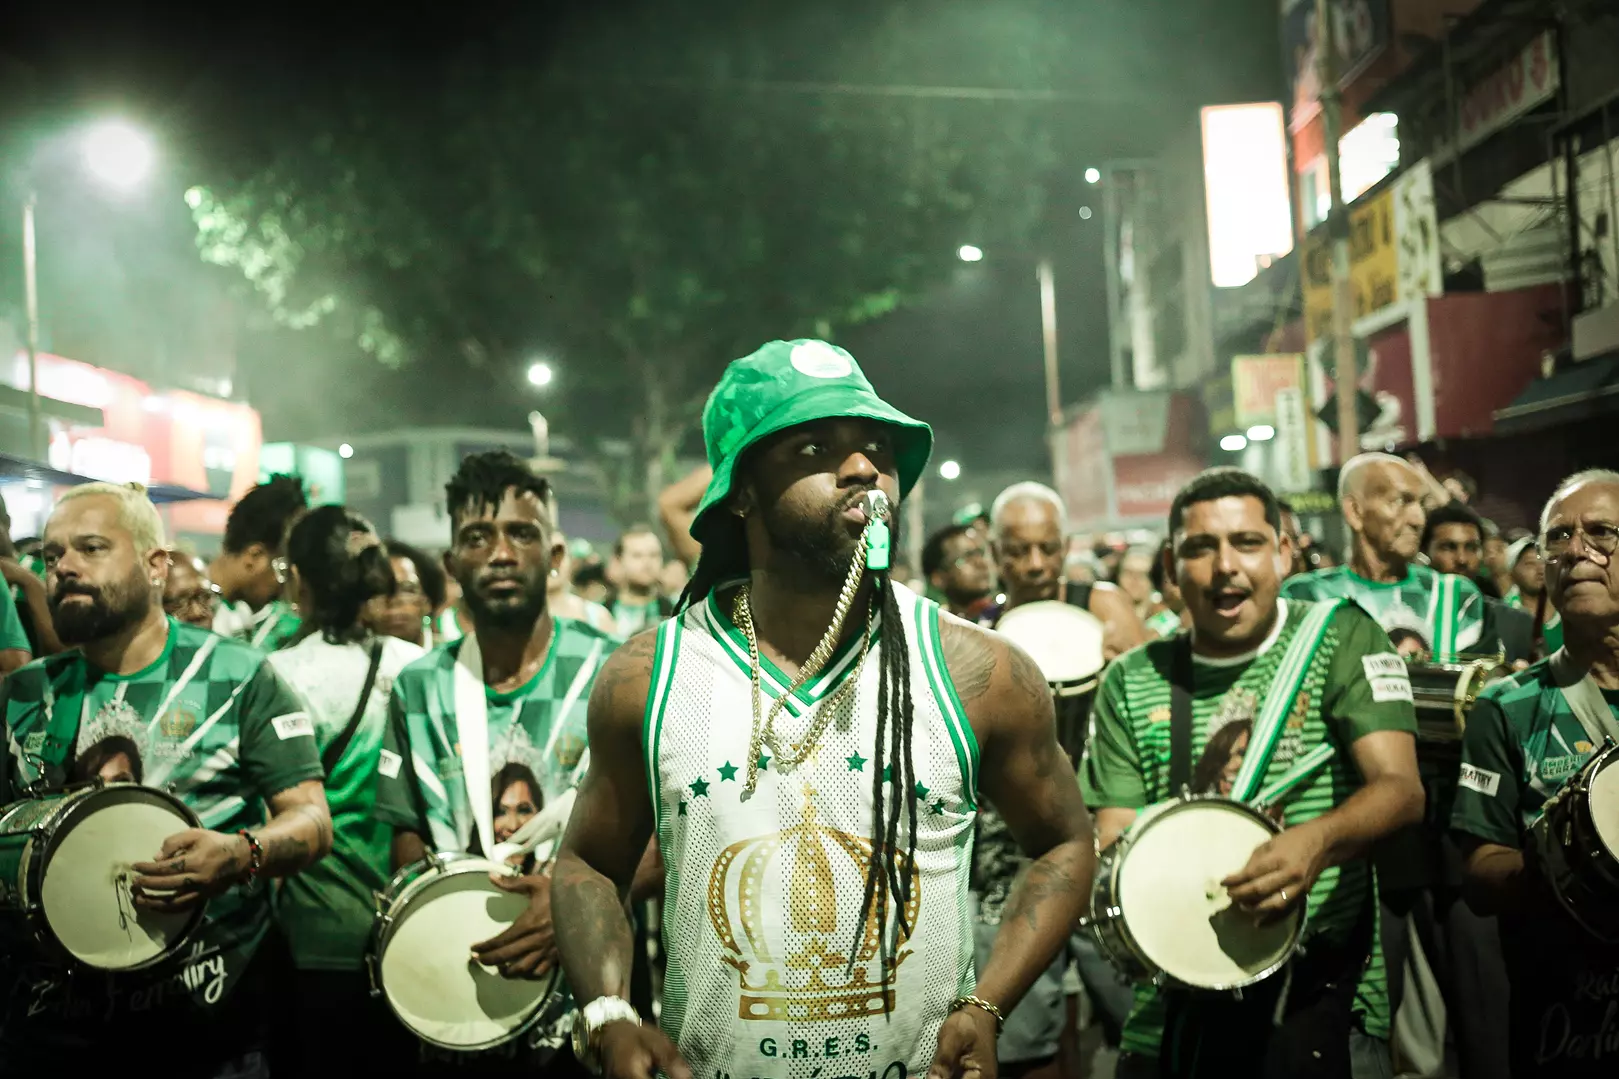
[0,618,320,1041]
[375,617,617,853]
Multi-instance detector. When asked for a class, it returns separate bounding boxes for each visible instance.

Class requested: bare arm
[940,615,1095,1016]
[3,561,62,655]
[1458,834,1539,917]
[656,466,711,569]
[0,649,27,676]
[552,631,659,1005]
[257,779,333,875]
[630,839,664,903]
[1088,582,1150,660]
[392,828,429,871]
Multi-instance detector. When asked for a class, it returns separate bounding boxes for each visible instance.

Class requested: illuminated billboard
[1201,103,1294,289]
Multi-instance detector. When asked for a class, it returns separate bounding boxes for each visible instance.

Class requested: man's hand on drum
[131,829,249,911]
[1221,821,1328,924]
[471,870,557,978]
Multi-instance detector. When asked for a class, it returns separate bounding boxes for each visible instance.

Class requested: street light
[1085,167,1101,184]
[1246,424,1276,442]
[939,459,961,481]
[338,443,354,459]
[527,361,555,388]
[82,121,156,193]
[957,244,984,263]
[1220,434,1248,452]
[23,119,156,460]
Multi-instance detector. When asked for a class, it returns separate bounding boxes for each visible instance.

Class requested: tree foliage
[189,2,1064,518]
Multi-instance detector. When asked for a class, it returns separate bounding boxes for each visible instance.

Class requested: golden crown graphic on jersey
[707,803,921,1023]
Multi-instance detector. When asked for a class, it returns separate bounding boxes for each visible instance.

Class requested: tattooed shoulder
[937,613,998,707]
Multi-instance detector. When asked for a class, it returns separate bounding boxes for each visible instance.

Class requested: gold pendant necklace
[732,531,874,799]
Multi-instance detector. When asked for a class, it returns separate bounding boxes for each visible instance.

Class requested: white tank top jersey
[643,580,981,1079]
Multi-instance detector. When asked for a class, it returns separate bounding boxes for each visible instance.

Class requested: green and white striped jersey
[644,581,978,1078]
[1280,565,1492,661]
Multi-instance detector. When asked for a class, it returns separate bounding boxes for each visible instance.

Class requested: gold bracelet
[950,994,1005,1032]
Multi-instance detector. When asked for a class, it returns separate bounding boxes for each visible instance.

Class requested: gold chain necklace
[731,531,874,798]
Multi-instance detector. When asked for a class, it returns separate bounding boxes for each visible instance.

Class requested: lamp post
[19,120,155,462]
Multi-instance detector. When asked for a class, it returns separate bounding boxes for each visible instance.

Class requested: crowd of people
[0,336,1613,1079]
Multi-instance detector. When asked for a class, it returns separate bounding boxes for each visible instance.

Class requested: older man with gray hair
[1282,451,1507,1077]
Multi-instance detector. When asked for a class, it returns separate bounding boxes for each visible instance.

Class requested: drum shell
[1534,743,1619,942]
[1086,796,1302,992]
[0,784,205,972]
[369,851,560,1051]
[1407,658,1510,748]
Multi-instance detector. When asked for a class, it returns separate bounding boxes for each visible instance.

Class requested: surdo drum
[993,601,1106,698]
[1533,742,1619,942]
[1085,795,1302,991]
[0,783,205,971]
[369,850,564,1050]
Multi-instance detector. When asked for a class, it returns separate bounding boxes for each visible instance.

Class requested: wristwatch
[571,995,641,1069]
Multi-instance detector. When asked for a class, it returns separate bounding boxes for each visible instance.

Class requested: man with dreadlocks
[552,340,1094,1079]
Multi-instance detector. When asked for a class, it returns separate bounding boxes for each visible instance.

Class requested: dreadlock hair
[677,489,920,1003]
[222,474,307,555]
[444,450,553,542]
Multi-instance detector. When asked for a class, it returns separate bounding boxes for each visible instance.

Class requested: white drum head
[996,601,1106,685]
[42,790,195,970]
[1119,801,1297,989]
[1588,754,1619,859]
[380,862,553,1049]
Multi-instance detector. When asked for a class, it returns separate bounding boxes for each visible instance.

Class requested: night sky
[2,1,1282,481]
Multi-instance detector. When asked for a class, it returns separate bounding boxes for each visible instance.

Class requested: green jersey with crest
[374,616,616,1058]
[0,618,321,1047]
[1450,658,1619,1074]
[1280,565,1492,662]
[1081,599,1418,1056]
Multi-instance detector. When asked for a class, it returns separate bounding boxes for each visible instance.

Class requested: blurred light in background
[338,443,354,459]
[1200,103,1293,288]
[527,361,554,387]
[1219,434,1248,452]
[1084,167,1101,184]
[1245,424,1276,442]
[82,121,155,192]
[1078,206,1093,220]
[957,245,984,263]
[939,459,961,480]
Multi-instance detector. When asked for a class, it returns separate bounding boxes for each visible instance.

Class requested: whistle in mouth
[862,490,891,571]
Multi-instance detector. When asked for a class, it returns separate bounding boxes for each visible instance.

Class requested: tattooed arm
[940,614,1095,1016]
[131,780,330,911]
[552,632,655,999]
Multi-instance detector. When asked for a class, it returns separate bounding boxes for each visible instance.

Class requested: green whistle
[866,520,891,571]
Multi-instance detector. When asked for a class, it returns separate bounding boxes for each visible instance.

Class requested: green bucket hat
[691,339,932,540]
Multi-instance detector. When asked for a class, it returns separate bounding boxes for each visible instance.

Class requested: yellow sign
[1303,187,1398,342]
[1232,355,1304,426]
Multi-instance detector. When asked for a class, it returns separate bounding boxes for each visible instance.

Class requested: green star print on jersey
[0,618,320,1046]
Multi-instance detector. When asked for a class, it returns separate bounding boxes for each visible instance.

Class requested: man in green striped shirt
[1280,453,1509,1075]
[1082,467,1423,1076]
[1451,470,1619,1076]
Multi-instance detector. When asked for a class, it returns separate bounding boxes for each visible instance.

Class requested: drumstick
[1252,744,1337,809]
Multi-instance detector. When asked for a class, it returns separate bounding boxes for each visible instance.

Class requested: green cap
[691,339,932,541]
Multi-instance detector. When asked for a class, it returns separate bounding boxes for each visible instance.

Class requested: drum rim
[994,600,1107,682]
[370,850,561,1052]
[19,782,207,973]
[1097,795,1303,992]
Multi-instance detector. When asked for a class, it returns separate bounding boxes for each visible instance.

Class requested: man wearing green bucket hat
[553,339,1094,1079]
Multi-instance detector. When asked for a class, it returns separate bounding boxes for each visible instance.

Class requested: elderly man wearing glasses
[163,545,222,629]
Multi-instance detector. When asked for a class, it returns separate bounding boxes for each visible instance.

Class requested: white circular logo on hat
[790,342,853,380]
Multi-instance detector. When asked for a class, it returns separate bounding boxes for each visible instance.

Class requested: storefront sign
[1303,186,1397,340]
[1273,386,1315,493]
[1444,31,1559,157]
[1395,161,1444,301]
[1233,355,1306,426]
[1285,0,1391,129]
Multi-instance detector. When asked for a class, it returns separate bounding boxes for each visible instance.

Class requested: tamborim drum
[0,783,204,971]
[1532,742,1619,942]
[369,851,563,1050]
[1087,796,1302,990]
[994,600,1106,698]
[1406,658,1511,745]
